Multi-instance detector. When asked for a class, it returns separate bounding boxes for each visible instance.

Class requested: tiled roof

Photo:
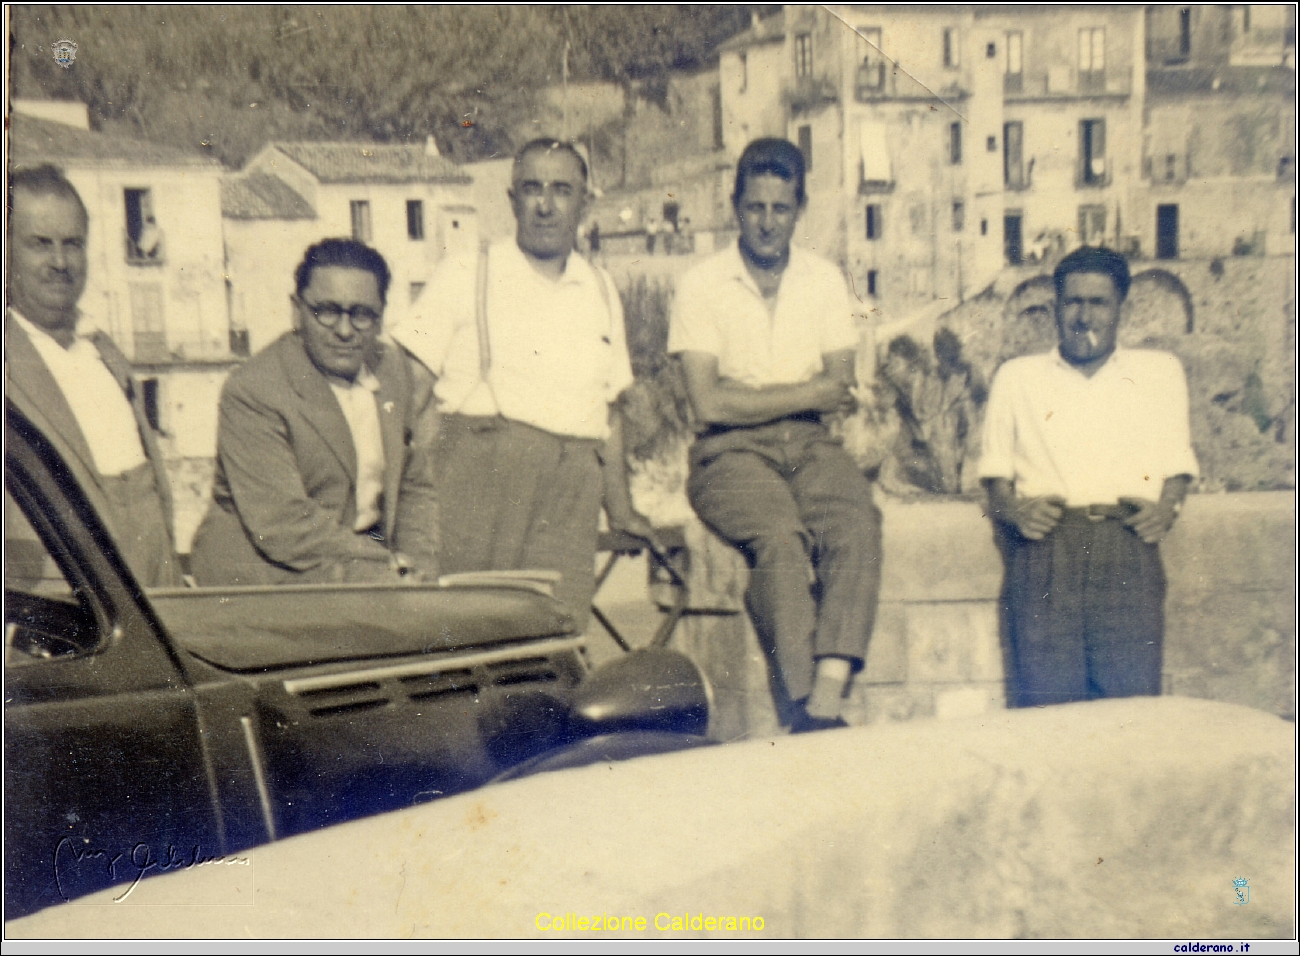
[270,141,471,185]
[7,113,220,170]
[716,11,785,53]
[221,172,316,220]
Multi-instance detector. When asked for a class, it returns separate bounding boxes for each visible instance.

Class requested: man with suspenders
[393,138,652,629]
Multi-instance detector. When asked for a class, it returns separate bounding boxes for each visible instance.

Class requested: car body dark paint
[4,405,707,918]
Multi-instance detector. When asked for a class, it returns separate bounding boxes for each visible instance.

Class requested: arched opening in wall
[1123,269,1195,345]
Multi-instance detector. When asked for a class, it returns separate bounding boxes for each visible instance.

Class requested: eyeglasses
[293,295,382,331]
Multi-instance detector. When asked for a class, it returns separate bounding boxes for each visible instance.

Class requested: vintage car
[4,403,708,918]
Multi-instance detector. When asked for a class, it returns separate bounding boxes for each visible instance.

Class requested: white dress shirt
[978,347,1200,506]
[668,244,861,386]
[11,309,148,477]
[391,240,633,441]
[327,365,386,532]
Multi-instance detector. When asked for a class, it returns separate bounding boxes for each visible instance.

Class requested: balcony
[854,59,967,103]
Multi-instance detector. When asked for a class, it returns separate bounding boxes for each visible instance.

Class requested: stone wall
[649,490,1296,741]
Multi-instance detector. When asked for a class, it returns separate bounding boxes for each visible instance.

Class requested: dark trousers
[102,461,180,588]
[436,414,604,631]
[687,419,882,702]
[996,510,1165,708]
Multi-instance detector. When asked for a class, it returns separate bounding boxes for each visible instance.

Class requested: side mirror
[567,648,710,739]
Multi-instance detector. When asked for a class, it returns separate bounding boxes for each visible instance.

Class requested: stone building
[222,139,476,354]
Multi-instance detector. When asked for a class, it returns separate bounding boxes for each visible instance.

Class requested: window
[1156,204,1179,259]
[142,378,161,433]
[1004,213,1023,264]
[406,200,425,241]
[1243,5,1251,32]
[980,218,988,236]
[350,200,372,242]
[949,122,962,164]
[1165,154,1178,182]
[1005,31,1023,94]
[124,188,163,263]
[1078,204,1107,245]
[1080,119,1106,185]
[1179,8,1192,56]
[858,121,892,187]
[795,34,813,78]
[739,52,748,93]
[867,270,878,296]
[952,201,965,232]
[866,204,882,240]
[797,125,813,172]
[856,27,884,95]
[1079,28,1105,92]
[1004,121,1025,188]
[943,28,960,68]
[986,42,997,58]
[987,135,997,152]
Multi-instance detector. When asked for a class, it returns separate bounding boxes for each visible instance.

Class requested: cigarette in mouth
[1086,331,1100,350]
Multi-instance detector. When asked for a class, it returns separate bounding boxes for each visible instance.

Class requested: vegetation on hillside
[10,5,761,167]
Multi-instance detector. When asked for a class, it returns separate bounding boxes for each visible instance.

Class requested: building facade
[223,140,476,353]
[716,5,1294,323]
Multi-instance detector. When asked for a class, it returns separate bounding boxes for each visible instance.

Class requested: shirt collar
[328,364,381,394]
[498,238,589,286]
[9,307,92,348]
[724,241,803,297]
[1052,345,1126,378]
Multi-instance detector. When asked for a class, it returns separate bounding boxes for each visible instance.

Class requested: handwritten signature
[54,837,250,903]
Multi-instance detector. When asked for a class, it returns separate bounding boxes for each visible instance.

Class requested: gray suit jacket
[5,310,179,586]
[190,332,439,585]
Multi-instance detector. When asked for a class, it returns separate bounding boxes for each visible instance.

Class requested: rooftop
[268,141,471,185]
[7,113,220,170]
[221,172,317,221]
[716,11,785,54]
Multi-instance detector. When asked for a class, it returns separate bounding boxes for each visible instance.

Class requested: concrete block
[17,698,1291,939]
[1163,491,1295,592]
[855,683,935,725]
[880,499,1004,602]
[934,683,1006,720]
[1166,589,1297,718]
[861,601,907,683]
[906,601,1003,684]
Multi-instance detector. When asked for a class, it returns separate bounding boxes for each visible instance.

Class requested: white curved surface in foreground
[9,697,1294,938]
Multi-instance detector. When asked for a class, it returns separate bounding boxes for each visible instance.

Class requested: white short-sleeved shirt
[10,309,147,477]
[978,348,1200,506]
[390,240,633,441]
[667,244,860,386]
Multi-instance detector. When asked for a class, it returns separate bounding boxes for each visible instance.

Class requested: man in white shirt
[979,245,1199,707]
[669,138,881,733]
[5,165,179,587]
[190,239,438,585]
[392,139,652,628]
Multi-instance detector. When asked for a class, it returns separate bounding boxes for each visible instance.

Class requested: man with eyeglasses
[392,138,652,629]
[191,238,439,585]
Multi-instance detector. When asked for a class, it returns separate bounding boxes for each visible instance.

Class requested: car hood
[147,582,574,671]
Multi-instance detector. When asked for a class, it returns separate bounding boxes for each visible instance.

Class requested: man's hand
[607,508,662,553]
[1120,497,1178,544]
[1006,495,1066,540]
[809,375,855,415]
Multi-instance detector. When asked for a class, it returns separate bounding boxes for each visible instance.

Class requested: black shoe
[790,709,849,734]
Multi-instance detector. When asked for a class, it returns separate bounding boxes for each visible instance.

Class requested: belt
[1063,504,1136,522]
[696,410,824,440]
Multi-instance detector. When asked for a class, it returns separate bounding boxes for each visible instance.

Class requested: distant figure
[980,246,1198,707]
[670,138,880,733]
[391,138,654,628]
[587,220,601,253]
[5,164,179,586]
[191,239,439,586]
[644,213,659,254]
[137,215,164,260]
